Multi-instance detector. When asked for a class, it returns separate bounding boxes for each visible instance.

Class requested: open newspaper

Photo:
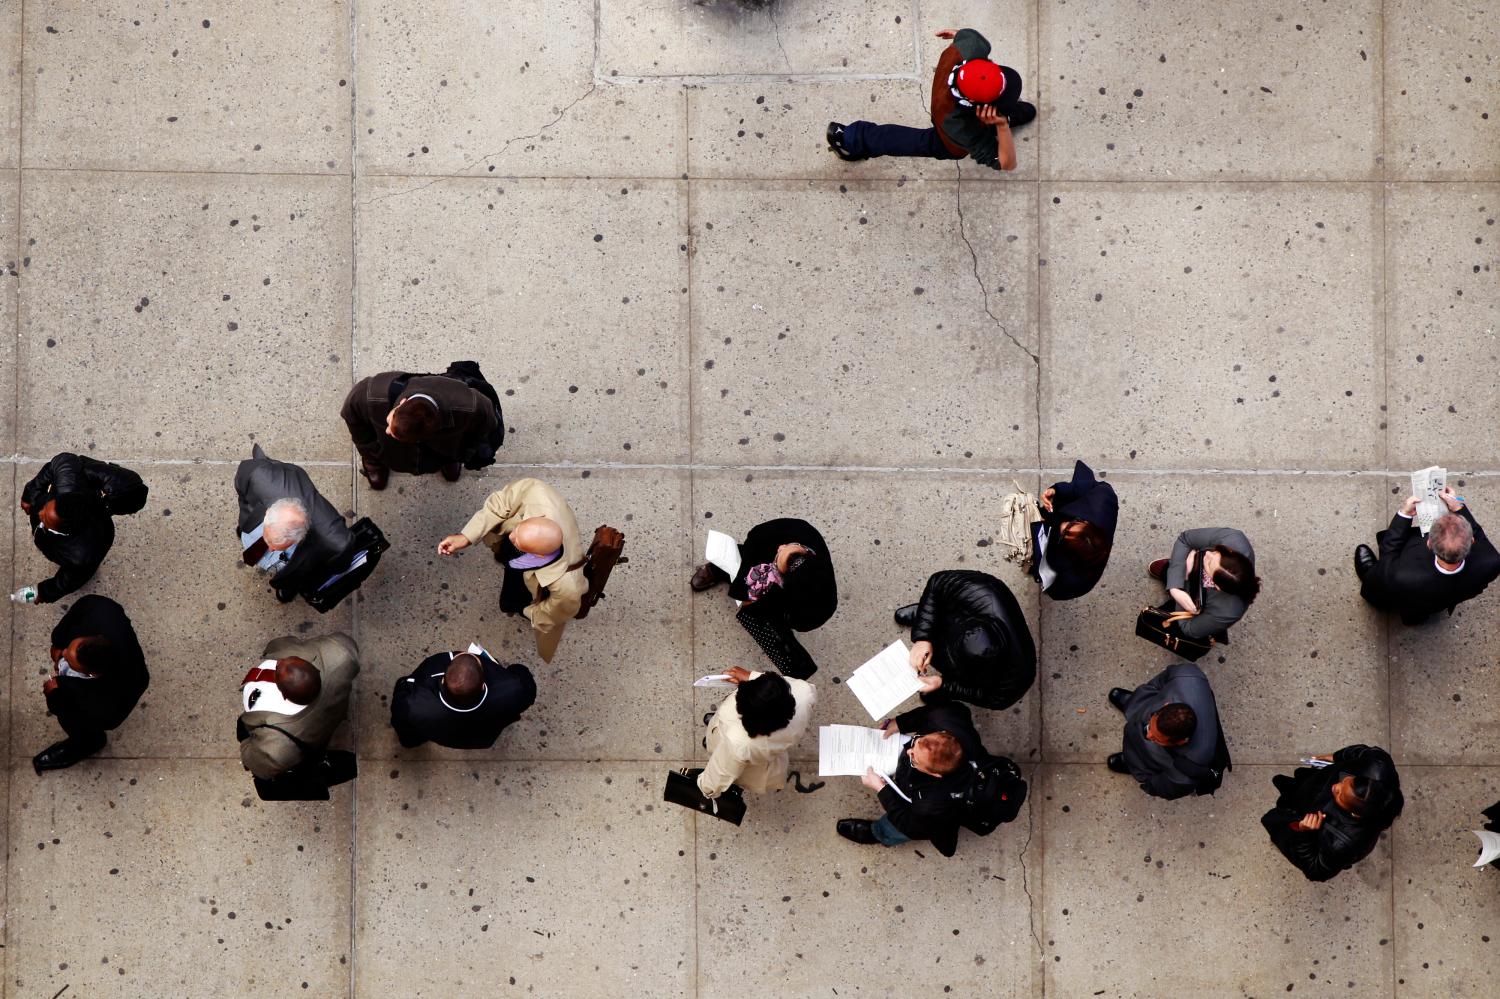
[1411,466,1447,535]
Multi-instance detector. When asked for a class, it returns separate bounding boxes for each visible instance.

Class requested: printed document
[818,725,904,777]
[845,639,921,720]
[704,530,742,580]
[1411,465,1447,535]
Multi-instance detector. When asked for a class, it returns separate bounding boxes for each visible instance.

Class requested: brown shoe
[1147,558,1168,581]
[440,462,462,482]
[359,460,389,491]
[690,562,729,592]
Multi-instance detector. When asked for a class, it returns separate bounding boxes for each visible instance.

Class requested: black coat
[1260,745,1402,882]
[878,702,985,857]
[234,444,356,597]
[22,454,146,604]
[909,570,1035,711]
[728,519,837,680]
[44,595,150,737]
[1030,460,1118,600]
[390,651,536,750]
[1360,508,1500,624]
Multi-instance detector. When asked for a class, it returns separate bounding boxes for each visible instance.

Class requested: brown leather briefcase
[570,525,626,619]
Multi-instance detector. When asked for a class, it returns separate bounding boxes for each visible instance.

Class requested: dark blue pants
[840,121,963,161]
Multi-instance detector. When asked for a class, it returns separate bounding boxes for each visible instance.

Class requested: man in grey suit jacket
[238,632,360,784]
[1105,662,1227,799]
[235,444,355,603]
[1148,527,1260,642]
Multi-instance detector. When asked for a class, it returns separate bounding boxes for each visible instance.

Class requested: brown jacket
[238,632,360,780]
[930,39,972,156]
[340,371,499,474]
[459,478,588,662]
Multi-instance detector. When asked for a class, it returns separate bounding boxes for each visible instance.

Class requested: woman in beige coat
[697,667,817,799]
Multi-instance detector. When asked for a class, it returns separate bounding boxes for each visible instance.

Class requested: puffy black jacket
[22,453,147,603]
[22,452,148,517]
[1260,745,1403,882]
[910,570,1036,711]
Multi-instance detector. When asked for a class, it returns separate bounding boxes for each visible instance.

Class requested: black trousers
[500,565,533,614]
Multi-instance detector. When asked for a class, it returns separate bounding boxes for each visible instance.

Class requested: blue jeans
[872,814,912,846]
[840,121,962,161]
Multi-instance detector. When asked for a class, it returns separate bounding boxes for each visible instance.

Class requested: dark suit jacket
[390,651,537,749]
[45,595,150,736]
[238,633,360,779]
[728,518,837,679]
[1165,527,1255,641]
[910,570,1036,711]
[234,444,355,596]
[1360,508,1500,623]
[340,371,499,474]
[879,702,986,857]
[1031,460,1118,600]
[1121,662,1222,800]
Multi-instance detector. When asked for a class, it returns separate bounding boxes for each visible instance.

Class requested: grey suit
[1165,527,1254,640]
[234,444,355,596]
[238,633,360,780]
[1121,662,1222,800]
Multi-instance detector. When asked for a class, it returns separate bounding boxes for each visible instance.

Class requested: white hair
[264,498,311,546]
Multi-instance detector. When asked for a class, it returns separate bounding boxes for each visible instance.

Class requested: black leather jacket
[1260,745,1402,882]
[910,570,1036,710]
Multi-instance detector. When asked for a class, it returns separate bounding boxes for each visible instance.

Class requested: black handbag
[242,722,358,802]
[1134,602,1215,661]
[304,517,390,613]
[663,768,746,825]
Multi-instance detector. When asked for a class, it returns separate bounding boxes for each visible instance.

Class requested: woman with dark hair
[1147,527,1261,643]
[696,667,816,801]
[1260,745,1403,882]
[1031,459,1118,600]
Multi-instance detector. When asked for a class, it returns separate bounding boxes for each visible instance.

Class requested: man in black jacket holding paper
[894,570,1035,711]
[390,646,536,750]
[1356,487,1500,625]
[836,702,983,857]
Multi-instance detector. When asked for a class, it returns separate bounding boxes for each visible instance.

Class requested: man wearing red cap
[828,28,1034,170]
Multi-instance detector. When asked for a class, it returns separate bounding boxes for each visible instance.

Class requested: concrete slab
[1039,1,1381,180]
[10,462,353,760]
[0,0,17,170]
[1387,478,1500,765]
[0,464,13,758]
[357,0,685,178]
[1042,764,1393,997]
[0,169,15,455]
[7,759,352,998]
[1393,766,1500,997]
[353,761,694,998]
[17,170,353,460]
[1386,184,1500,469]
[691,469,1042,764]
[1042,472,1389,764]
[355,177,689,464]
[691,179,1037,467]
[1386,0,1500,180]
[1041,184,1384,469]
[21,0,352,173]
[352,466,693,761]
[599,0,915,78]
[697,768,1038,998]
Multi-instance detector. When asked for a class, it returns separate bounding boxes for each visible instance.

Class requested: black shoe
[275,587,297,604]
[703,712,714,727]
[826,122,861,161]
[1108,687,1133,713]
[893,603,918,628]
[836,818,880,845]
[440,462,463,482]
[1007,101,1037,129]
[33,738,100,774]
[1106,752,1130,775]
[1354,544,1377,580]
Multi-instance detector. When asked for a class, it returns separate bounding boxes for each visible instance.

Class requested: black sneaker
[826,122,861,161]
[1006,101,1037,129]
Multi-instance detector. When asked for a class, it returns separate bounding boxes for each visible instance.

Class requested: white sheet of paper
[1473,829,1500,868]
[845,639,922,721]
[704,530,742,580]
[1411,465,1448,535]
[694,674,734,688]
[818,725,904,777]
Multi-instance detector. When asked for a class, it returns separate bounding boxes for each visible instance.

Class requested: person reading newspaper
[1355,486,1500,625]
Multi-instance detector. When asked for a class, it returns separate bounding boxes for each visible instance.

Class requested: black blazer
[878,702,986,857]
[909,570,1036,711]
[45,595,150,736]
[234,444,356,596]
[1030,460,1118,600]
[390,651,536,750]
[1360,507,1500,623]
[727,518,837,630]
[1260,745,1401,882]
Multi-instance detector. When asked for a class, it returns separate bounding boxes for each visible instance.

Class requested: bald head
[275,657,322,705]
[442,653,486,708]
[511,517,563,555]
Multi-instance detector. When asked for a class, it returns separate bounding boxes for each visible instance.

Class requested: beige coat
[460,477,587,662]
[697,673,817,798]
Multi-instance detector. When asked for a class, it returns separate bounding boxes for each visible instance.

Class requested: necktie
[243,537,270,566]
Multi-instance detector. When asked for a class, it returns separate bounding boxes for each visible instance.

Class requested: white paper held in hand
[1411,465,1447,535]
[704,529,742,580]
[845,639,922,721]
[818,725,904,777]
[694,674,735,688]
[1473,829,1500,868]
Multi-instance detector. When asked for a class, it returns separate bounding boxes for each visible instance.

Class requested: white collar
[438,682,489,713]
[1435,557,1465,575]
[407,393,438,407]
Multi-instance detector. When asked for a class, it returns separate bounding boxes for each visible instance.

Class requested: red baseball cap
[953,58,1005,104]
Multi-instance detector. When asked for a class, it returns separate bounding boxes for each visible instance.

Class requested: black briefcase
[663,768,746,825]
[1134,602,1215,661]
[305,518,390,613]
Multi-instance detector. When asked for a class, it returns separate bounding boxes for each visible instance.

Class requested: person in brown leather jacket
[827,28,1035,169]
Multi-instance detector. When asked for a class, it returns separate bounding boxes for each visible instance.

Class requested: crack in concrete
[954,163,1038,365]
[1018,775,1044,976]
[767,3,793,73]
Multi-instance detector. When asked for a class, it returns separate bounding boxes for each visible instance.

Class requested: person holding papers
[390,644,536,750]
[696,667,817,801]
[1030,459,1117,600]
[690,518,837,679]
[1355,487,1500,625]
[836,702,982,856]
[894,570,1035,711]
[1259,745,1403,883]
